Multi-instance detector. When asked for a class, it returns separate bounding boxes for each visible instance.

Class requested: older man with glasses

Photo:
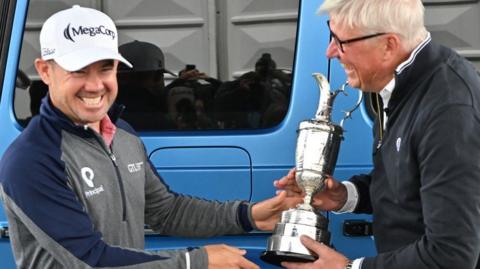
[276,0,480,269]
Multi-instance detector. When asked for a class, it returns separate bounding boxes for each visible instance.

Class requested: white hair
[318,0,428,50]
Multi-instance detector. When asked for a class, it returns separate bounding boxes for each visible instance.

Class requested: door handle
[0,227,9,239]
[343,219,373,237]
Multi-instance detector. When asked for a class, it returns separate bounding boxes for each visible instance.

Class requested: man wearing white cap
[0,5,302,269]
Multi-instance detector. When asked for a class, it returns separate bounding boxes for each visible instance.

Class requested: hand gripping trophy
[261,73,363,266]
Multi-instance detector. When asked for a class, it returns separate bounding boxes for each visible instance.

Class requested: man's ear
[34,58,52,85]
[383,34,401,60]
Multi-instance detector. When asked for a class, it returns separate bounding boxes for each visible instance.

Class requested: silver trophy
[260,73,363,265]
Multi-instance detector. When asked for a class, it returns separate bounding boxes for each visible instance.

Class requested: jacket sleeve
[349,173,373,214]
[349,110,380,215]
[361,105,480,269]
[0,148,207,269]
[143,157,252,237]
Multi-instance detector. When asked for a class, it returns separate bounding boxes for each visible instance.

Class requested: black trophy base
[260,250,317,267]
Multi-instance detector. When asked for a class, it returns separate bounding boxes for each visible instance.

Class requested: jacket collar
[396,32,432,75]
[387,33,449,116]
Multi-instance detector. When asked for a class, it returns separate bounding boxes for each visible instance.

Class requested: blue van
[0,0,477,268]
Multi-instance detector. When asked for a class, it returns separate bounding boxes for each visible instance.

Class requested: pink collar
[100,115,116,147]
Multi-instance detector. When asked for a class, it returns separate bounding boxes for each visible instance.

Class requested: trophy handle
[339,87,363,128]
[312,73,350,122]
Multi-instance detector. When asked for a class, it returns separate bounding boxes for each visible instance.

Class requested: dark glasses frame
[327,20,386,53]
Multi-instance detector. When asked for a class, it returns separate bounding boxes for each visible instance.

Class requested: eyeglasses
[327,20,386,53]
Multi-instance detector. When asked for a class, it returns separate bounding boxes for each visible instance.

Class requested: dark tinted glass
[15,0,299,131]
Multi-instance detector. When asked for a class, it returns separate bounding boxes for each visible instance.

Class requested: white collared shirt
[379,79,395,129]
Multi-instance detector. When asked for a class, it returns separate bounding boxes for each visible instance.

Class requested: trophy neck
[297,192,314,211]
[315,98,333,122]
[313,73,336,122]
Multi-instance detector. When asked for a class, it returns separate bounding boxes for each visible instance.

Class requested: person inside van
[166,64,221,130]
[117,40,220,130]
[0,5,304,269]
[116,40,176,130]
[213,53,291,129]
[277,0,480,269]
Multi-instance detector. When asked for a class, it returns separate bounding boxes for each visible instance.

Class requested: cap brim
[163,68,177,77]
[53,47,132,72]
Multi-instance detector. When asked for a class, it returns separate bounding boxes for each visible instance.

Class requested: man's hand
[179,69,208,80]
[205,244,259,269]
[273,168,304,198]
[251,190,303,231]
[310,177,347,211]
[274,168,348,211]
[281,236,350,269]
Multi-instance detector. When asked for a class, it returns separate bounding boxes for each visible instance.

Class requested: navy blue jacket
[352,40,480,268]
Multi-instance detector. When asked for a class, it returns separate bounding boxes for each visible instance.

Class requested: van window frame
[0,0,17,102]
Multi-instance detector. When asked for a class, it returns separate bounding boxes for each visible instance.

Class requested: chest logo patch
[81,167,105,198]
[81,167,95,188]
[396,137,402,152]
[127,162,144,173]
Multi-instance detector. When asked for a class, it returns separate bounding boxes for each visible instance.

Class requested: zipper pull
[110,153,117,164]
[376,139,382,150]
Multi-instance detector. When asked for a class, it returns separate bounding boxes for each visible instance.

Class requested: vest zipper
[376,93,384,150]
[109,153,127,221]
[89,129,127,222]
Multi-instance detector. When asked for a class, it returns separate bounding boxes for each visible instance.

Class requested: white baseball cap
[40,5,132,71]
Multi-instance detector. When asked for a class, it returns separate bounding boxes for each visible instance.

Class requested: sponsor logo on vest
[63,23,116,42]
[81,167,95,188]
[127,161,144,173]
[85,185,105,198]
[81,167,104,198]
[396,137,402,152]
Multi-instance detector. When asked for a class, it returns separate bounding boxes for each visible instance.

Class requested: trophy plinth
[260,73,362,265]
[260,209,329,266]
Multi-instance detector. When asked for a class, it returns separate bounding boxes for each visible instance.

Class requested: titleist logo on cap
[63,23,116,42]
[42,48,55,57]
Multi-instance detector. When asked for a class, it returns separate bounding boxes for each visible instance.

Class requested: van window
[14,0,299,131]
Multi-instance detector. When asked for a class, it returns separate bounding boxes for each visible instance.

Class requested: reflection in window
[213,53,291,130]
[14,70,47,127]
[14,0,298,131]
[117,47,292,131]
